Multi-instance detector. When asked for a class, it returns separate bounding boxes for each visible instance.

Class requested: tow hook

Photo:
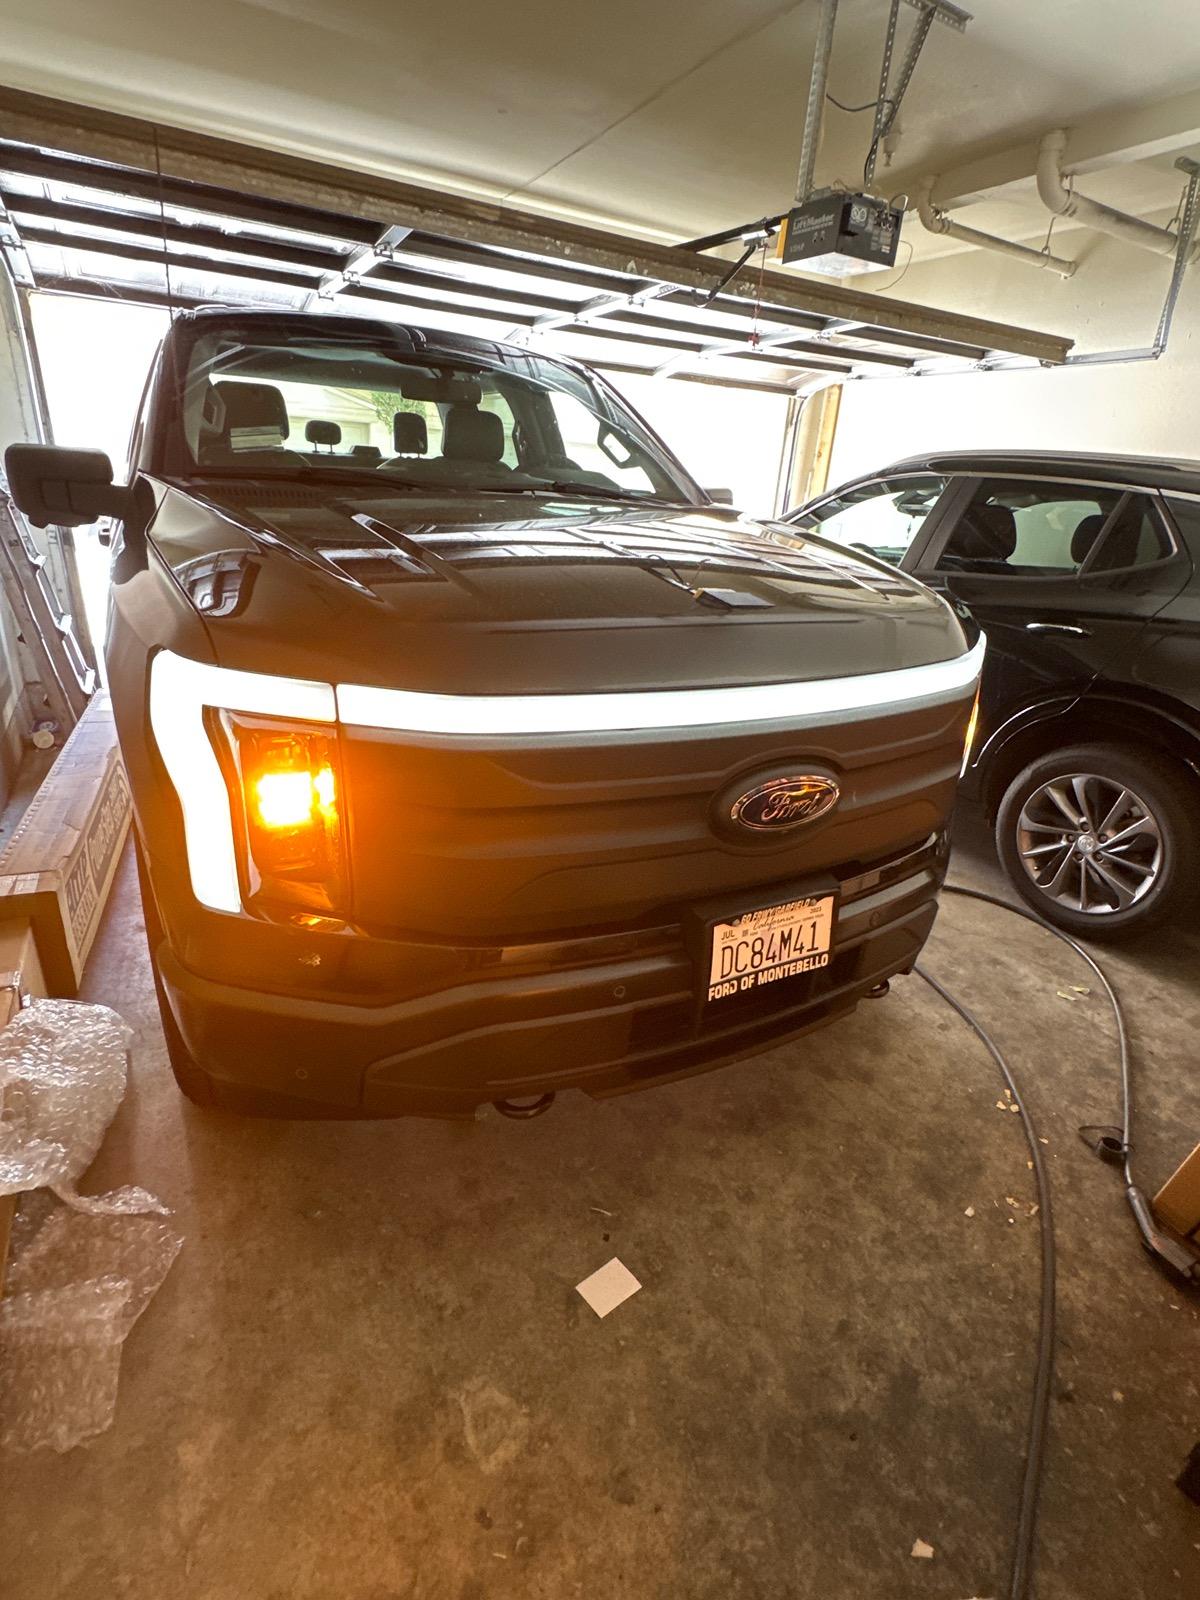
[867,979,891,998]
[493,1092,556,1120]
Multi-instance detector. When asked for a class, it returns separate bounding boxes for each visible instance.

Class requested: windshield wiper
[190,468,525,497]
[524,480,693,508]
[190,468,426,493]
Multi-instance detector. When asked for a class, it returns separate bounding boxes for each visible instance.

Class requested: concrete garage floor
[2,811,1199,1600]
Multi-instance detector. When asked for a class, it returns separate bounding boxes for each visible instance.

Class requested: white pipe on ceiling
[915,178,1076,277]
[1036,129,1197,262]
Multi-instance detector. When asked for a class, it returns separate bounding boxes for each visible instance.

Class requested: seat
[392,413,428,455]
[210,381,291,456]
[304,419,341,451]
[416,404,514,484]
[443,404,506,464]
[1069,512,1109,566]
[950,502,1018,566]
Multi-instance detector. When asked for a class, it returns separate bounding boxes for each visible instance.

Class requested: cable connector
[1125,1186,1200,1282]
[1078,1124,1129,1165]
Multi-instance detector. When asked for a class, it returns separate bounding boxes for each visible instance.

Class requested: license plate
[706,894,835,1004]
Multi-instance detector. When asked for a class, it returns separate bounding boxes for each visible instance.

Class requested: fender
[971,680,1200,813]
[964,690,1086,801]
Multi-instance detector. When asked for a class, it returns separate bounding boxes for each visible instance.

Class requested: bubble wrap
[0,999,183,1452]
[0,998,160,1212]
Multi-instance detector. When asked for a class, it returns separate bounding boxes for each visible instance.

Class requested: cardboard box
[0,916,48,1296]
[1154,1143,1200,1246]
[0,695,131,996]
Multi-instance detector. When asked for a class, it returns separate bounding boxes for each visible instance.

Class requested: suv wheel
[995,743,1199,940]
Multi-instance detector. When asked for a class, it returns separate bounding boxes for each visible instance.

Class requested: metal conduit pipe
[915,179,1077,278]
[1036,129,1197,262]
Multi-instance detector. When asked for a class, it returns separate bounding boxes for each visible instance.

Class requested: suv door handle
[1025,621,1091,636]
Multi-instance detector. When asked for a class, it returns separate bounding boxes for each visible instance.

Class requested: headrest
[350,443,382,462]
[1070,512,1108,565]
[212,381,289,447]
[442,403,504,463]
[956,502,1017,562]
[305,419,341,447]
[393,412,428,455]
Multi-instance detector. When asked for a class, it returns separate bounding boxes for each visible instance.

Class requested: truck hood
[146,479,968,694]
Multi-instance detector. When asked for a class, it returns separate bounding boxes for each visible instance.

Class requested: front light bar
[149,637,985,914]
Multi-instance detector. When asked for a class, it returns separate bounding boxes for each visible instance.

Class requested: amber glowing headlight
[212,712,347,913]
[961,691,981,778]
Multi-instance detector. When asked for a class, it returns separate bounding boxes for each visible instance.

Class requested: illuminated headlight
[214,713,347,914]
[148,651,337,914]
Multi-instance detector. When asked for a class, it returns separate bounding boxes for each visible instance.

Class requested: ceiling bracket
[865,0,971,189]
[1151,156,1200,356]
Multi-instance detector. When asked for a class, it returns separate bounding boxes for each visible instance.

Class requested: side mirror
[3,444,135,529]
[705,487,735,505]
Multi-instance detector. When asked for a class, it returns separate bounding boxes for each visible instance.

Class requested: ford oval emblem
[730,775,840,832]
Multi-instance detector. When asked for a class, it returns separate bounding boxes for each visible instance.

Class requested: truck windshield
[170,324,699,504]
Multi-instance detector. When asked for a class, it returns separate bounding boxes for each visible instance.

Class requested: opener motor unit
[778,193,902,277]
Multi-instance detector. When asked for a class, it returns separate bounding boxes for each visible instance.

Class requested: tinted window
[795,475,946,564]
[1087,496,1170,572]
[936,480,1123,575]
[1164,496,1200,559]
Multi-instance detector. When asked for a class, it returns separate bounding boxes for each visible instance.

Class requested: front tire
[995,743,1199,940]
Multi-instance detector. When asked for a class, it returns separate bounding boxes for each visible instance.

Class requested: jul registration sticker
[707,895,834,1003]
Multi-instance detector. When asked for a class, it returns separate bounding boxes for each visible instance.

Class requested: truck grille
[341,681,966,944]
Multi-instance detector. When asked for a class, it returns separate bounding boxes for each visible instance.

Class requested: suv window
[794,475,946,564]
[936,480,1127,575]
[1087,496,1171,572]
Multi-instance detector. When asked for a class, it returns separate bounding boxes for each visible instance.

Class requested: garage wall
[828,215,1200,486]
[0,258,49,800]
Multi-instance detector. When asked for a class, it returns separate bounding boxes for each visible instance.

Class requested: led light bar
[335,638,986,737]
[150,638,984,914]
[149,651,335,913]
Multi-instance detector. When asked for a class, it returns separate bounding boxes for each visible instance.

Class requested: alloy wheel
[1014,772,1163,916]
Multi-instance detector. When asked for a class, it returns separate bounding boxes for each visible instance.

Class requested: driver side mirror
[4,444,136,529]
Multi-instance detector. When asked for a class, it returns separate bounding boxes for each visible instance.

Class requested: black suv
[4,312,979,1118]
[788,451,1200,939]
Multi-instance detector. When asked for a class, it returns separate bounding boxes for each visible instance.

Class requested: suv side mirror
[4,444,135,529]
[705,487,734,505]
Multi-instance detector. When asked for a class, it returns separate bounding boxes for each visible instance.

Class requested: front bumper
[155,833,948,1117]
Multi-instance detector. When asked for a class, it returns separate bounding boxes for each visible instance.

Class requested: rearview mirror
[397,372,482,405]
[3,444,135,529]
[705,487,735,505]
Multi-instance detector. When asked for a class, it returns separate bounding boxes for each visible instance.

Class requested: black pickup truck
[5,310,981,1118]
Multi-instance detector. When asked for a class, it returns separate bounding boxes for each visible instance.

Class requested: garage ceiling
[0,0,1196,263]
[0,87,1071,390]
